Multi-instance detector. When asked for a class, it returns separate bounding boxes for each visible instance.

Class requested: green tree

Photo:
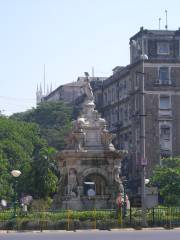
[0,152,13,201]
[30,146,59,199]
[0,116,59,202]
[150,157,180,206]
[11,101,73,150]
[0,101,74,202]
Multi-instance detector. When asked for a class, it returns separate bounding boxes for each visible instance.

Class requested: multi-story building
[40,27,180,188]
[94,27,180,184]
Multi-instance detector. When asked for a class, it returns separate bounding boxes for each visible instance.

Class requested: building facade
[94,27,180,184]
[36,77,106,106]
[40,27,180,188]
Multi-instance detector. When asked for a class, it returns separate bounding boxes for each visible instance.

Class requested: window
[157,42,170,55]
[159,67,170,84]
[135,73,140,89]
[160,126,170,140]
[160,124,171,153]
[111,88,114,102]
[159,96,171,109]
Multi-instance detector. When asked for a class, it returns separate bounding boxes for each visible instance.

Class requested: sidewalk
[1,227,180,234]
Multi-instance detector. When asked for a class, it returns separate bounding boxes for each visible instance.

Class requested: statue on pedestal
[113,165,124,194]
[81,72,94,102]
[68,168,78,197]
[65,120,86,151]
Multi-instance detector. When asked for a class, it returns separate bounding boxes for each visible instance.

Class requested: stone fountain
[53,74,125,210]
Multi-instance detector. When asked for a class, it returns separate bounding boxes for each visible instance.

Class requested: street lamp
[132,36,148,227]
[11,170,21,217]
[145,179,150,185]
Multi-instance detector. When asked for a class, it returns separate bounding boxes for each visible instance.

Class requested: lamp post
[11,170,21,217]
[132,36,148,226]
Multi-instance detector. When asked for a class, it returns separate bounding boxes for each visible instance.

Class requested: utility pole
[131,35,148,226]
[140,37,148,227]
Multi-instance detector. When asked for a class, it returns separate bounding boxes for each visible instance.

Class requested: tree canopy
[0,115,58,202]
[0,101,78,204]
[11,101,73,150]
[150,157,180,206]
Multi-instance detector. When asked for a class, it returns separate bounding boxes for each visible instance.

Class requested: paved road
[0,230,180,240]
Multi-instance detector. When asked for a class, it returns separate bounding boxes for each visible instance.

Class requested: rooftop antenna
[165,9,168,30]
[158,17,161,30]
[43,64,46,95]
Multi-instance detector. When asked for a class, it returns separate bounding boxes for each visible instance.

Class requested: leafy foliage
[30,147,59,199]
[0,102,76,204]
[150,157,180,206]
[11,101,73,150]
[0,116,58,202]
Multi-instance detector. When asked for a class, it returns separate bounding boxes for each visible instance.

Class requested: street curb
[0,228,180,234]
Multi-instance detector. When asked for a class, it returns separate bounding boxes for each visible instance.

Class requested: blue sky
[0,0,180,115]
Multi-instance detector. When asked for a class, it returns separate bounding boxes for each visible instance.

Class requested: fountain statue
[53,72,125,210]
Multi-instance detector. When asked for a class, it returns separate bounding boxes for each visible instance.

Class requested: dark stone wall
[172,94,180,156]
[148,39,179,59]
[145,93,160,176]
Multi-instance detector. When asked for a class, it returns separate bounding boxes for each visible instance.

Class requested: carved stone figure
[81,73,94,102]
[68,168,78,197]
[75,130,86,151]
[54,71,125,210]
[65,132,77,149]
[113,165,124,194]
[66,129,86,151]
[101,128,115,149]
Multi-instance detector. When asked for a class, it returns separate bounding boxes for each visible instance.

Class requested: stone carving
[113,165,124,194]
[66,126,86,151]
[101,128,115,150]
[66,118,87,151]
[54,71,125,209]
[82,72,94,102]
[68,168,78,197]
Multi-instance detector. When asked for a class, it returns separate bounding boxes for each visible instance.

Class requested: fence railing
[0,207,179,230]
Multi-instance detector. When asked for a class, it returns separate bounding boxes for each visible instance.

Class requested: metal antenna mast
[165,10,168,30]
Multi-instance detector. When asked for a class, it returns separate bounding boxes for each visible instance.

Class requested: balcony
[154,79,176,86]
[159,109,172,119]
